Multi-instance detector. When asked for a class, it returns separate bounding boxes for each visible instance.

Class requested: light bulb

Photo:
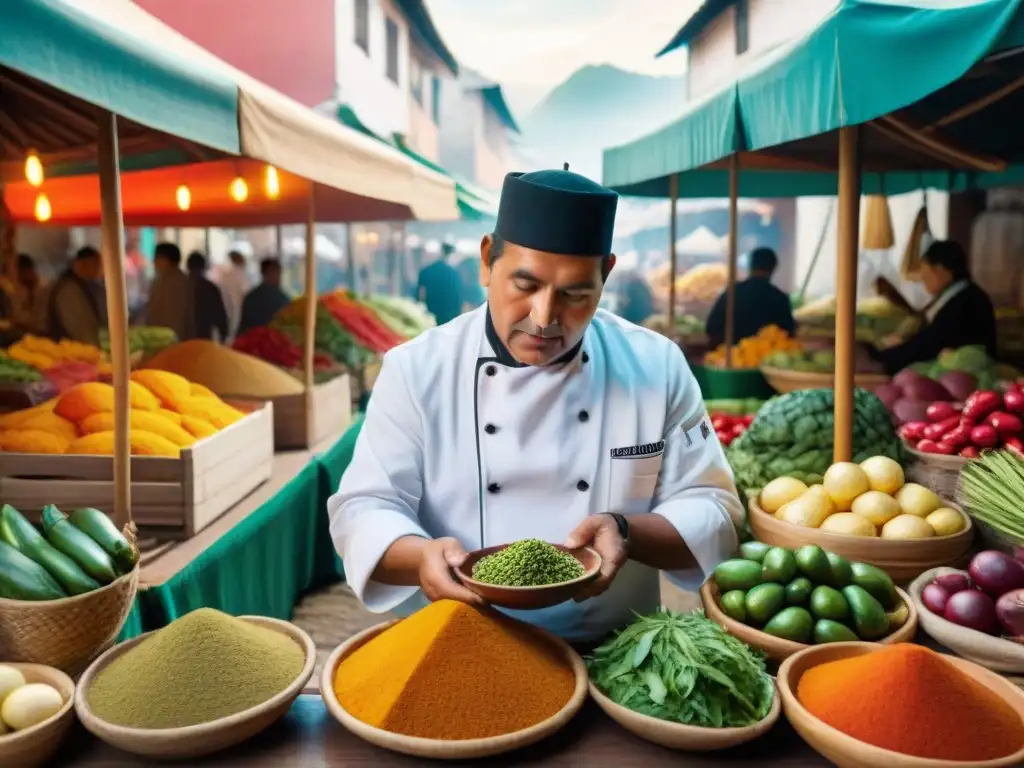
[34,193,52,222]
[264,165,280,199]
[25,153,43,187]
[175,184,191,212]
[229,176,248,203]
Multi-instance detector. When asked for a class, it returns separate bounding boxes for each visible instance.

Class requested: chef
[329,166,743,643]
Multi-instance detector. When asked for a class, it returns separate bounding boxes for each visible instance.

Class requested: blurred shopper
[185,251,229,342]
[10,254,49,334]
[705,246,794,346]
[417,242,465,325]
[47,247,104,344]
[217,249,251,338]
[237,258,290,336]
[146,242,189,339]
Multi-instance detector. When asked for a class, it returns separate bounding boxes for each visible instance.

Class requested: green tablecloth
[116,416,368,641]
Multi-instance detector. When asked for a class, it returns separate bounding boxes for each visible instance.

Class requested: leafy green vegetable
[586,610,774,728]
[959,450,1024,543]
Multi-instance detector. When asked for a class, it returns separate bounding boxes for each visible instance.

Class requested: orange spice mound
[333,599,575,740]
[797,643,1024,761]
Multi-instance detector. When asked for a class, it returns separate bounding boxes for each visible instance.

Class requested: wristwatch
[607,513,630,544]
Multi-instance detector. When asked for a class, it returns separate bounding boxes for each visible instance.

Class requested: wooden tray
[0,402,274,539]
[232,374,352,450]
[321,619,588,760]
[759,366,889,394]
[589,679,780,751]
[909,567,1024,674]
[75,616,315,759]
[747,497,974,581]
[700,581,918,662]
[778,642,1024,767]
[0,663,76,768]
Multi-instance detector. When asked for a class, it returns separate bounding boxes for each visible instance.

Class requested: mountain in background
[520,64,688,180]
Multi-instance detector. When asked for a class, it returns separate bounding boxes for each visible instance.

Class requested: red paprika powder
[797,643,1024,761]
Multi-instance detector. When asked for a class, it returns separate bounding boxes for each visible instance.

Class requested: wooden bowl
[778,642,1024,767]
[0,663,76,768]
[74,616,315,759]
[910,567,1024,674]
[700,581,918,662]
[588,678,781,751]
[759,366,889,394]
[322,619,588,760]
[748,497,974,581]
[453,544,601,610]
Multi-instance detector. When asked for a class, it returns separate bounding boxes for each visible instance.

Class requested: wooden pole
[834,126,862,463]
[97,111,131,529]
[275,224,283,255]
[204,227,211,255]
[668,174,679,331]
[724,154,740,369]
[303,192,316,400]
[346,224,358,293]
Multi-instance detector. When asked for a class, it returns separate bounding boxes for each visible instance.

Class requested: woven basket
[759,365,889,394]
[0,565,138,677]
[906,445,969,500]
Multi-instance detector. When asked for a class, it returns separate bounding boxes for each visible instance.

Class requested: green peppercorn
[472,539,585,586]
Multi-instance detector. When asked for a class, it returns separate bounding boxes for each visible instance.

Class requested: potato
[881,514,936,540]
[821,512,878,537]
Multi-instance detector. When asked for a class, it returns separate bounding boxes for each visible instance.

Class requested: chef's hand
[564,514,628,602]
[419,537,487,607]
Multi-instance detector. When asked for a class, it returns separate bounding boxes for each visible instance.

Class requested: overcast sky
[425,0,696,113]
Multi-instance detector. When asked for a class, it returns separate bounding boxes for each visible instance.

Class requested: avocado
[813,619,859,644]
[713,559,763,592]
[785,577,813,606]
[826,552,853,587]
[763,606,814,643]
[739,541,773,563]
[809,586,850,622]
[843,585,890,640]
[794,545,832,584]
[745,583,786,625]
[720,590,747,622]
[761,547,798,584]
[849,562,898,610]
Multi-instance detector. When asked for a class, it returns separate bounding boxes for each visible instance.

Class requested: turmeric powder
[798,643,1024,761]
[333,600,575,740]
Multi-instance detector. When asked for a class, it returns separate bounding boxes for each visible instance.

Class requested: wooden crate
[233,374,352,450]
[0,403,274,539]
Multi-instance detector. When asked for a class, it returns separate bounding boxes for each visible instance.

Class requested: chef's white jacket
[328,305,743,642]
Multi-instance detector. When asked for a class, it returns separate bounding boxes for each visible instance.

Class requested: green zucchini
[0,540,66,601]
[41,505,118,584]
[68,508,138,574]
[0,505,100,596]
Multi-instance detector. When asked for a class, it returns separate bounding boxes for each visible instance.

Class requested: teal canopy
[391,134,498,221]
[2,0,240,155]
[604,0,1024,198]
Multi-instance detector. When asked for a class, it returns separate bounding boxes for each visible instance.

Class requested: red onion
[987,411,1023,437]
[945,589,1000,634]
[1005,389,1024,415]
[933,571,972,595]
[969,550,1024,597]
[996,589,1024,636]
[926,402,959,423]
[922,583,951,615]
[970,424,1000,448]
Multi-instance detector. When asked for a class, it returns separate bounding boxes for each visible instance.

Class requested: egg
[0,683,63,731]
[0,665,25,706]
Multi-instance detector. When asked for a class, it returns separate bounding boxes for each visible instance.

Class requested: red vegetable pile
[898,384,1024,458]
[921,550,1024,639]
[711,412,752,448]
[321,291,405,354]
[233,327,337,371]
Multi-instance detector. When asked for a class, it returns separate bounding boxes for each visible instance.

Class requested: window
[431,76,441,124]
[734,0,749,55]
[385,16,399,84]
[410,54,424,105]
[354,0,369,54]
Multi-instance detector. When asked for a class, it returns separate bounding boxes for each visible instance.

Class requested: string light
[175,184,192,212]
[34,194,51,222]
[264,165,280,199]
[25,152,43,187]
[229,176,248,203]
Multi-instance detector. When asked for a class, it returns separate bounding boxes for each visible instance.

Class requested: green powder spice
[472,539,585,586]
[87,607,305,729]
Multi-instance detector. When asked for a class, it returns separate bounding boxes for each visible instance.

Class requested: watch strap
[608,512,629,542]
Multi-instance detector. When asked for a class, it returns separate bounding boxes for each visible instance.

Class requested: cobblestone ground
[291,577,700,689]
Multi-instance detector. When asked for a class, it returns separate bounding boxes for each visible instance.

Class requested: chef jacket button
[484,423,497,434]
[577,480,590,492]
[578,410,589,423]
[582,352,589,364]
[485,365,497,376]
[487,482,501,494]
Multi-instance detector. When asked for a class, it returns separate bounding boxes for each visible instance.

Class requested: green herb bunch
[472,539,585,586]
[587,610,774,728]
[959,450,1024,541]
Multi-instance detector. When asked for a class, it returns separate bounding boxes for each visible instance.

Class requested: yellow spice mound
[145,340,303,399]
[333,600,575,740]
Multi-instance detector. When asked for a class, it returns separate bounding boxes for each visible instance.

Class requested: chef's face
[481,236,613,365]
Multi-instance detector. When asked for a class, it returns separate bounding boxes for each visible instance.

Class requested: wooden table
[58,695,827,767]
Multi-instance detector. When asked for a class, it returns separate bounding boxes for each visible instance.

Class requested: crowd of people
[0,243,293,347]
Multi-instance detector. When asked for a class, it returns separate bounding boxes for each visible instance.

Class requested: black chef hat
[495,165,618,257]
